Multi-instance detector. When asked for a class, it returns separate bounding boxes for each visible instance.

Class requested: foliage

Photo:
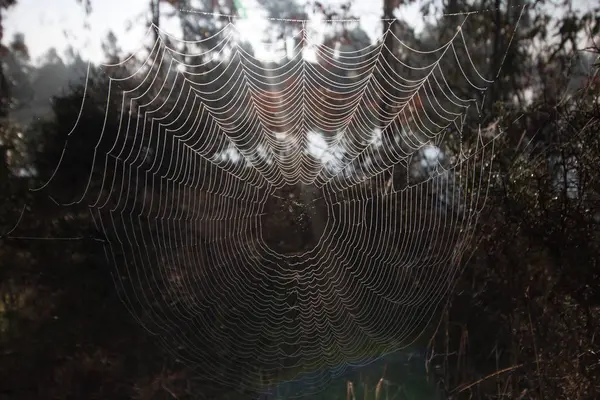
[428,46,600,400]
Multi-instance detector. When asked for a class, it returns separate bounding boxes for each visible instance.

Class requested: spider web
[34,12,510,398]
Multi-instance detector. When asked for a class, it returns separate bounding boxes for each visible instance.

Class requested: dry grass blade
[347,381,356,400]
[450,364,524,394]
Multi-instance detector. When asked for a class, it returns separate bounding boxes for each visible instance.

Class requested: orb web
[38,14,504,397]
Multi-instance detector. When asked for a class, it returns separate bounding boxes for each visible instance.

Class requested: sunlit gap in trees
[213,126,444,183]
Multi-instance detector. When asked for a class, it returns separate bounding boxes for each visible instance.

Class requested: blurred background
[0,0,599,399]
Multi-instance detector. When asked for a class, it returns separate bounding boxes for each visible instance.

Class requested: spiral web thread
[33,13,512,397]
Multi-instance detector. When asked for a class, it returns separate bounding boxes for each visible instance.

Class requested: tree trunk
[264,31,326,251]
[380,0,397,128]
[489,0,503,109]
[150,0,160,43]
[0,7,9,119]
[299,179,327,249]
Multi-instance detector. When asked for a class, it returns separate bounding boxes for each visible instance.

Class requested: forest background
[0,0,599,399]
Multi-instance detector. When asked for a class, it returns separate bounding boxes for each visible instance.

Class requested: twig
[162,383,179,399]
[526,290,544,400]
[451,364,524,394]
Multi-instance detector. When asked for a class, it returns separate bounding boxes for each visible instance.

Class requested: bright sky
[4,0,425,64]
[5,0,594,65]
